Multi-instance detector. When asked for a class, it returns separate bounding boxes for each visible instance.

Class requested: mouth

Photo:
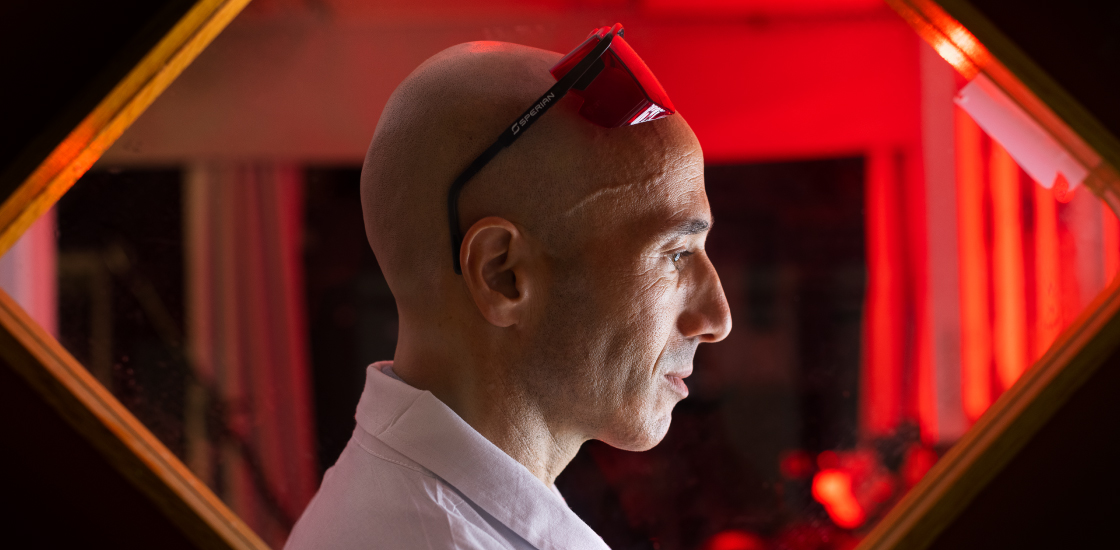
[663,369,692,397]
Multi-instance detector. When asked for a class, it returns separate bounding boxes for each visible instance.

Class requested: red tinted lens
[550,26,610,81]
[607,34,676,119]
[575,49,651,127]
[549,27,676,128]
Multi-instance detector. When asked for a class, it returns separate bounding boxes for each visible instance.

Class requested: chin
[600,406,675,452]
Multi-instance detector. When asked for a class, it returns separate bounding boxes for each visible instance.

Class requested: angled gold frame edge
[935,0,1120,171]
[860,1,1120,549]
[4,0,1117,548]
[858,273,1120,549]
[0,0,265,548]
[890,0,1120,204]
[0,289,268,549]
[0,0,254,257]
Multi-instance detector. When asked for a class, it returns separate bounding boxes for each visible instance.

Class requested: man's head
[361,40,730,456]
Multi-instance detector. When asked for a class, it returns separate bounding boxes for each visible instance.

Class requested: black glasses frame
[446,26,622,274]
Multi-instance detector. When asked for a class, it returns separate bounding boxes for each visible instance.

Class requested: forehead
[545,115,710,256]
[606,134,705,215]
[568,116,705,208]
[571,147,710,245]
[631,176,712,240]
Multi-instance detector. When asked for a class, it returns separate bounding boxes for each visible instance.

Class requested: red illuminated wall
[103,6,921,164]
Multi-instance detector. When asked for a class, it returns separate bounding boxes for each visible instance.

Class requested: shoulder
[285,433,526,550]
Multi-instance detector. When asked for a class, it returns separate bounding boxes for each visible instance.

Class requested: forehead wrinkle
[559,115,701,216]
[559,148,701,222]
[560,180,648,219]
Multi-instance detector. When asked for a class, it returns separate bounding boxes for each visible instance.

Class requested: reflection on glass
[3,7,1112,550]
[53,168,321,546]
[43,132,1117,548]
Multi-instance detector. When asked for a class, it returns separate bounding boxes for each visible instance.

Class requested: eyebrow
[672,218,711,236]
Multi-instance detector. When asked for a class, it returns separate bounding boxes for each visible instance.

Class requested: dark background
[51,156,867,549]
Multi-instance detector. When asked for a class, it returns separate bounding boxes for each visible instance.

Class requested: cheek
[599,266,675,351]
[533,260,685,436]
[597,270,683,400]
[626,268,682,352]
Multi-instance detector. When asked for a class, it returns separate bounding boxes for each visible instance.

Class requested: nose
[678,251,732,343]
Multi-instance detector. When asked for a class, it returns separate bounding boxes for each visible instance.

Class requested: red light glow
[703,530,766,550]
[1034,184,1062,357]
[780,450,814,480]
[864,151,904,436]
[817,450,840,470]
[956,107,992,421]
[932,38,969,75]
[1104,203,1120,284]
[465,41,511,53]
[900,445,939,488]
[990,142,1028,390]
[923,24,983,79]
[812,469,866,529]
[1052,173,1076,203]
[1058,198,1084,329]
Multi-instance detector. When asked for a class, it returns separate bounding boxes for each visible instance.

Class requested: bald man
[287,34,730,550]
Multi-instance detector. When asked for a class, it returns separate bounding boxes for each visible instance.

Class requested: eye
[670,250,693,265]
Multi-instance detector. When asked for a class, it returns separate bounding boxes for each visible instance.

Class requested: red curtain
[863,102,1120,443]
[184,163,319,546]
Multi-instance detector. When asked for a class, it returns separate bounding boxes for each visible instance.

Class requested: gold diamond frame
[0,1,1117,549]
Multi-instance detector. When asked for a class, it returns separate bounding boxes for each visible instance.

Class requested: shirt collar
[355,362,609,550]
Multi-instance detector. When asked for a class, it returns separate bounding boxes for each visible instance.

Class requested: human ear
[459,216,532,328]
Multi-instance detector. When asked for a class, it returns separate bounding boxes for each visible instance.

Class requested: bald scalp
[361,41,700,311]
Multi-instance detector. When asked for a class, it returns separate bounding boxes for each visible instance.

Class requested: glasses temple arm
[447,31,616,273]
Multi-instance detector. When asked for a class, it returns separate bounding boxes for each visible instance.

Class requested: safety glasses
[447,23,677,273]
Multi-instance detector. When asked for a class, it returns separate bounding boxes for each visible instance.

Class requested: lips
[664,369,691,397]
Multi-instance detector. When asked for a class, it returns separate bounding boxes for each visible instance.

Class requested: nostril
[680,292,732,343]
[702,310,732,343]
[704,287,732,343]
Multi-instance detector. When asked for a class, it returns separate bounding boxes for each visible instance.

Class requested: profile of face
[363,41,731,459]
[520,120,732,452]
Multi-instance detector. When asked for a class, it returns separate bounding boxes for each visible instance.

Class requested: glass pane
[2,3,1112,549]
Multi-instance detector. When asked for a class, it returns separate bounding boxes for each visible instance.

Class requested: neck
[392,327,584,486]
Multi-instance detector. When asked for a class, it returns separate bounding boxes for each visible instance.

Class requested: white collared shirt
[285,362,609,550]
